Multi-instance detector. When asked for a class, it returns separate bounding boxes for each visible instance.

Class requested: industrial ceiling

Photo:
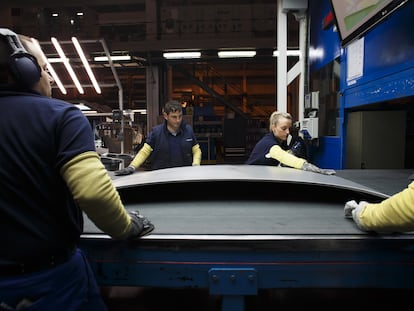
[0,0,301,116]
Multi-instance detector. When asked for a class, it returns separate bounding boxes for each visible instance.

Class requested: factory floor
[102,168,414,311]
[102,287,414,311]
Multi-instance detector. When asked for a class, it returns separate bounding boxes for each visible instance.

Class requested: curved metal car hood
[111,164,388,199]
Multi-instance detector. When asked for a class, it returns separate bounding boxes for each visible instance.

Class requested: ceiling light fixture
[72,37,101,94]
[133,109,147,115]
[217,50,256,58]
[31,38,67,95]
[94,55,132,62]
[74,103,92,111]
[51,37,84,94]
[163,51,201,59]
[47,57,66,63]
[273,50,301,57]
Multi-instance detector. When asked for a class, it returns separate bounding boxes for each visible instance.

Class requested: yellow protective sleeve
[130,143,153,168]
[359,181,414,232]
[269,145,306,169]
[192,144,202,165]
[60,151,132,239]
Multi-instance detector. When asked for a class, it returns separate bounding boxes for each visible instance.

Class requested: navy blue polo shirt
[146,120,198,170]
[0,91,95,261]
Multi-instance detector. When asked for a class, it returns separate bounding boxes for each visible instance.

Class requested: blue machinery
[80,235,414,311]
[79,166,414,311]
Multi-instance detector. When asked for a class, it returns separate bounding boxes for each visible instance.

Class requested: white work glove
[344,200,369,231]
[302,162,336,175]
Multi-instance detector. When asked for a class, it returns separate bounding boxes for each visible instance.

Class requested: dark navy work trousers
[0,248,107,311]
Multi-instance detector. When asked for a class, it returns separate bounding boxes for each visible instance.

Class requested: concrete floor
[102,287,414,311]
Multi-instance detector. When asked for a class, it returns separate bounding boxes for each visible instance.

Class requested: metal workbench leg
[209,268,257,311]
[221,295,244,311]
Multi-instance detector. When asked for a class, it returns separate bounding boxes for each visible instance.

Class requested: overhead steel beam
[173,66,249,120]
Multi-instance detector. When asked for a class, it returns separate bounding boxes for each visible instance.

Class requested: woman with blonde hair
[246,111,335,175]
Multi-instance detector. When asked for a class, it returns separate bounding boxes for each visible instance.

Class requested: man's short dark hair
[163,100,182,114]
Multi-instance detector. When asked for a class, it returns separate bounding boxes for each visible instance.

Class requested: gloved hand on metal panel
[344,200,369,230]
[114,166,135,176]
[302,162,336,175]
[127,210,155,238]
[344,200,359,218]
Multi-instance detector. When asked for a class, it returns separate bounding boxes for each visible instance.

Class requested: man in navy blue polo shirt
[115,100,202,174]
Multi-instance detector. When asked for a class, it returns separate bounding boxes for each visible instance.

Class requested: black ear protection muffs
[0,28,41,89]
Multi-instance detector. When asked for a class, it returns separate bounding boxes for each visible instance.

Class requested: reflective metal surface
[80,165,414,311]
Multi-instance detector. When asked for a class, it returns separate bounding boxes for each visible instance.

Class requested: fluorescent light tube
[218,50,256,58]
[51,37,84,94]
[163,52,201,59]
[273,50,301,57]
[72,37,101,94]
[74,103,91,110]
[31,38,67,95]
[94,55,131,62]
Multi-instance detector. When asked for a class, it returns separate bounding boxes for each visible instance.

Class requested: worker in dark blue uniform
[246,111,335,175]
[115,100,202,174]
[0,28,154,310]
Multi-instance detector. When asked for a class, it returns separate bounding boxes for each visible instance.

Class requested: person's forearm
[360,182,414,232]
[60,152,132,239]
[192,144,202,165]
[130,143,152,168]
[268,145,306,169]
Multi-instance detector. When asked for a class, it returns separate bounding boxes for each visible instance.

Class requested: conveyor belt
[79,165,414,311]
[84,200,395,236]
